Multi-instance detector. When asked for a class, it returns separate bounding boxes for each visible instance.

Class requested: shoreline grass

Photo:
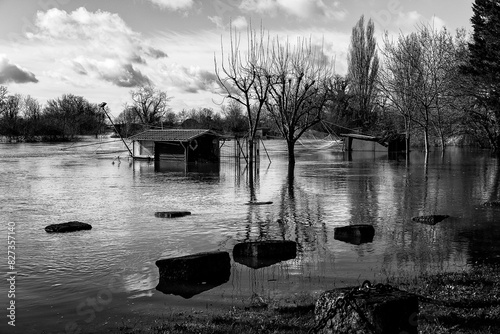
[102,263,500,334]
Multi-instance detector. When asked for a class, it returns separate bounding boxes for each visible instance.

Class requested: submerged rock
[245,201,273,205]
[45,221,92,233]
[334,224,375,245]
[411,215,449,225]
[154,211,191,218]
[233,240,297,269]
[155,251,231,298]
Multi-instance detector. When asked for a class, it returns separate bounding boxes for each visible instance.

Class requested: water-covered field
[2,138,500,333]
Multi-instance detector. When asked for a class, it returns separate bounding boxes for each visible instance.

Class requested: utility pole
[99,102,133,157]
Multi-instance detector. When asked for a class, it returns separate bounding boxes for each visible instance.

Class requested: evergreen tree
[463,0,500,149]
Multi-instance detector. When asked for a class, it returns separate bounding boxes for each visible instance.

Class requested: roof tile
[129,129,216,142]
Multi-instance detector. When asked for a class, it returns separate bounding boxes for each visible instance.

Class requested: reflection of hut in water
[233,240,297,269]
[334,225,375,245]
[129,129,221,172]
[155,251,231,299]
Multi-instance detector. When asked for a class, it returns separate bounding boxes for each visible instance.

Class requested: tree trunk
[405,117,411,160]
[493,133,500,152]
[439,131,446,151]
[423,128,429,153]
[287,139,296,168]
[248,138,254,167]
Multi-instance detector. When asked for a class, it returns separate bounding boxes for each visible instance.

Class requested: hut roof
[339,133,378,141]
[129,129,217,142]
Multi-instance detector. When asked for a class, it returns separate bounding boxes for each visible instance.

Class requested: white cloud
[208,15,225,29]
[146,0,194,11]
[232,16,249,30]
[239,0,346,20]
[71,57,150,87]
[209,15,248,30]
[0,55,38,84]
[429,15,446,30]
[26,7,167,88]
[240,0,277,14]
[394,11,424,30]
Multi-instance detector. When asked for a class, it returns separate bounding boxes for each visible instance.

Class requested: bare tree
[221,99,247,134]
[347,15,379,129]
[21,95,43,140]
[0,86,9,117]
[215,24,272,168]
[265,37,334,168]
[417,25,461,150]
[0,93,21,140]
[43,94,100,140]
[129,84,171,126]
[380,24,465,153]
[21,95,42,120]
[379,32,422,154]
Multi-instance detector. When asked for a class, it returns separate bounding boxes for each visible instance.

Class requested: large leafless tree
[128,84,171,126]
[215,24,272,169]
[265,37,334,168]
[379,25,462,153]
[379,32,422,153]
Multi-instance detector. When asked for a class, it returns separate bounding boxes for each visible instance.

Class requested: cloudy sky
[0,0,474,117]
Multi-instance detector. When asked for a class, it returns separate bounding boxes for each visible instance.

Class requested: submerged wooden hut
[341,133,406,153]
[129,129,220,164]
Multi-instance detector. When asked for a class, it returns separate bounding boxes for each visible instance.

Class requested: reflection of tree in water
[347,164,380,224]
[380,161,457,275]
[459,156,500,265]
[275,169,329,255]
[238,164,328,255]
[485,157,500,204]
[378,151,498,276]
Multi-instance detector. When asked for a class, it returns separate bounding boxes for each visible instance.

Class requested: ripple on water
[2,142,496,332]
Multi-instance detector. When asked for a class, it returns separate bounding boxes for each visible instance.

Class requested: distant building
[341,133,407,153]
[128,129,221,168]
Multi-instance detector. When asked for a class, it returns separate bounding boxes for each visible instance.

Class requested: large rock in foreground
[155,251,231,298]
[334,224,375,245]
[233,240,297,269]
[315,285,418,333]
[45,221,92,233]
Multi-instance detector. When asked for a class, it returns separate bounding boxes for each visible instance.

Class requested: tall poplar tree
[347,15,379,130]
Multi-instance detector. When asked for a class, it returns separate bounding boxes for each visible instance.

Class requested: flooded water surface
[2,138,500,333]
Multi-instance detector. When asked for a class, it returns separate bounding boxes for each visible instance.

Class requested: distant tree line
[114,85,258,138]
[1,0,498,157]
[0,87,106,142]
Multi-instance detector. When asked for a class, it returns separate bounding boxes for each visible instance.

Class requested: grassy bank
[396,263,500,333]
[109,264,500,334]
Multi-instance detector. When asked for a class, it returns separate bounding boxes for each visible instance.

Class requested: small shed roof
[340,133,379,141]
[129,129,217,142]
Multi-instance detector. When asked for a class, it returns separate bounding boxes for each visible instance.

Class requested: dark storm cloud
[105,64,151,87]
[0,57,38,84]
[147,47,168,59]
